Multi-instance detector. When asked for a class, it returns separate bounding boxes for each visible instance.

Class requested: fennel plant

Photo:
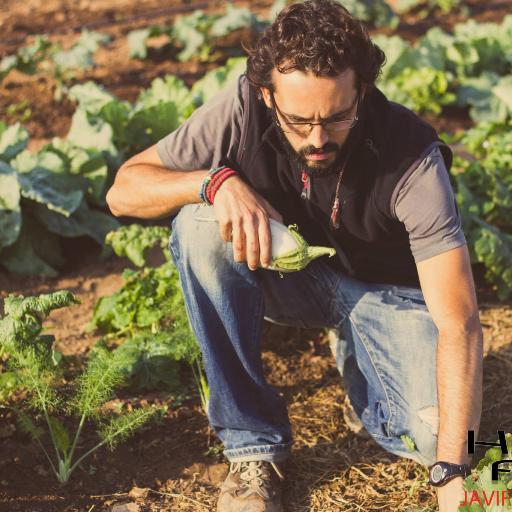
[0,290,157,484]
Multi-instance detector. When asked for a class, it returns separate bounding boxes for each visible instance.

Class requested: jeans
[168,203,440,468]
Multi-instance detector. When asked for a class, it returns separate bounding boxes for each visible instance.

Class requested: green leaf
[33,200,119,245]
[66,109,117,156]
[0,371,18,401]
[0,55,17,81]
[18,167,85,216]
[76,29,110,53]
[53,45,93,70]
[135,75,195,113]
[1,222,59,277]
[105,224,170,267]
[191,57,246,104]
[493,76,512,112]
[48,416,70,455]
[457,74,511,123]
[73,349,125,419]
[99,407,156,449]
[16,409,44,440]
[125,103,181,150]
[0,123,29,162]
[172,11,211,62]
[401,434,416,452]
[210,4,257,37]
[0,162,22,251]
[68,82,116,115]
[110,333,182,390]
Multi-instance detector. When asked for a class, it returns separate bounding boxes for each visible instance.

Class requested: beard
[274,125,346,178]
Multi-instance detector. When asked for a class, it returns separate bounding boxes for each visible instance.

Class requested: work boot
[217,460,284,512]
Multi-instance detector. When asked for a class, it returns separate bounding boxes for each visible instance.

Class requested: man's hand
[437,476,466,512]
[213,176,283,271]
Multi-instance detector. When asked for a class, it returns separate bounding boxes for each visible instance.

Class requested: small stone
[35,465,49,477]
[112,503,140,512]
[128,486,149,500]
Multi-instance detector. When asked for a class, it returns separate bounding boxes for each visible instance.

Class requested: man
[107,1,483,510]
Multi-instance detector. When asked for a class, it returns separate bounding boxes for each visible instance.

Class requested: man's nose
[307,124,330,149]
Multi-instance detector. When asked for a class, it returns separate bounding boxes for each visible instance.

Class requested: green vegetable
[267,218,336,273]
[89,225,208,411]
[0,291,157,484]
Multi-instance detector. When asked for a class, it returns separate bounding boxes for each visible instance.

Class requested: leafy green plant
[379,66,456,115]
[0,290,157,484]
[0,30,109,87]
[374,15,512,122]
[0,122,118,277]
[89,225,209,411]
[128,3,258,63]
[342,0,398,28]
[0,60,246,277]
[0,36,52,82]
[452,121,512,298]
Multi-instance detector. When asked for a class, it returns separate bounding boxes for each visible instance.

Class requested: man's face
[261,68,363,177]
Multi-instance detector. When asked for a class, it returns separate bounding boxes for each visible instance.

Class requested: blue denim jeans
[168,203,440,468]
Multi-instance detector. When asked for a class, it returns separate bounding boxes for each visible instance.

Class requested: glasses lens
[282,119,355,136]
[327,119,357,132]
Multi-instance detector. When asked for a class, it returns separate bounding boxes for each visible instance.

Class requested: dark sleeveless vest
[225,76,453,287]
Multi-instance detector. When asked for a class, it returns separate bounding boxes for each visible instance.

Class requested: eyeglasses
[270,90,360,137]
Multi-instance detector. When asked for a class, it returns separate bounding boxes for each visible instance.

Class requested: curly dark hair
[245,0,385,92]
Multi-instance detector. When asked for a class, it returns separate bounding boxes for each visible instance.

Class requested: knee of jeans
[169,204,226,262]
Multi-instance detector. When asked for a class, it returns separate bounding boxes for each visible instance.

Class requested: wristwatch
[428,461,471,487]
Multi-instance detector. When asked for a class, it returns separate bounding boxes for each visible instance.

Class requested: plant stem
[68,409,154,476]
[65,412,87,468]
[34,435,59,478]
[68,439,107,477]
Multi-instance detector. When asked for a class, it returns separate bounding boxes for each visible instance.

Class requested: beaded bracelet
[205,167,235,200]
[199,166,225,204]
[199,166,238,205]
[208,169,238,204]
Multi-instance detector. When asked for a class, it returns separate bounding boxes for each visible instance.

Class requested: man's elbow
[106,186,122,217]
[106,165,130,217]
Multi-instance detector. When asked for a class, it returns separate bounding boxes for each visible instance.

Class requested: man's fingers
[219,220,233,242]
[231,219,245,263]
[257,216,272,268]
[244,219,260,271]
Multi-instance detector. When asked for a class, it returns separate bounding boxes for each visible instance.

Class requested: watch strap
[429,461,471,487]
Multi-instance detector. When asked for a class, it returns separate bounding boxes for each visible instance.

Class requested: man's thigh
[336,277,439,466]
[258,257,341,329]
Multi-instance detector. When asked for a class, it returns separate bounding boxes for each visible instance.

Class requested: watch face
[430,464,446,483]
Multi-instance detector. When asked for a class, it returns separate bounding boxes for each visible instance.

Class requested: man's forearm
[436,325,483,465]
[107,164,208,219]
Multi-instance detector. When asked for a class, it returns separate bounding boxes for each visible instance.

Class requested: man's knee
[170,204,227,264]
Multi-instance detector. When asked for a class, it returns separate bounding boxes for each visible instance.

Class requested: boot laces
[230,461,284,499]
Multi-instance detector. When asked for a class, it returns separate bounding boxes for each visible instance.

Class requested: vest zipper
[300,170,311,200]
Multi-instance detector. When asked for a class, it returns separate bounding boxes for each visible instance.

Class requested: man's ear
[260,87,272,109]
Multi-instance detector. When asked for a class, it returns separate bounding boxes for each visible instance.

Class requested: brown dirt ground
[1,0,512,510]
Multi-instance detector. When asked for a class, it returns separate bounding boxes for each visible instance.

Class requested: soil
[1,0,512,510]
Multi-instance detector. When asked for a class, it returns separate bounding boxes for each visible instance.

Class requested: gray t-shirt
[157,76,467,263]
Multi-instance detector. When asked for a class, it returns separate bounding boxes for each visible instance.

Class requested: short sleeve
[394,146,467,262]
[156,75,245,171]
